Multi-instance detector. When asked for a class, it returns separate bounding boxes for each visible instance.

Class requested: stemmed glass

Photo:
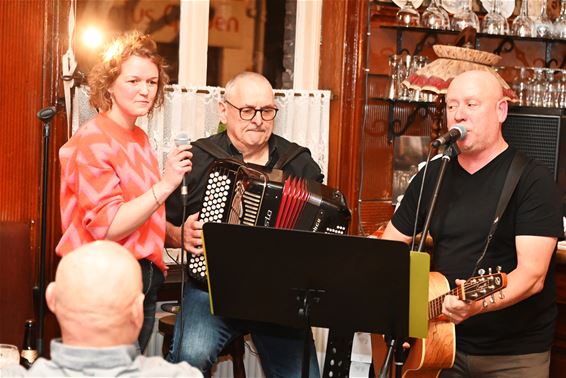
[495,0,510,34]
[528,67,545,107]
[511,0,535,37]
[533,0,553,38]
[388,55,404,100]
[512,66,531,106]
[396,0,421,27]
[553,0,566,38]
[482,0,509,35]
[542,68,558,108]
[451,1,480,31]
[557,70,566,108]
[410,55,430,101]
[421,0,450,30]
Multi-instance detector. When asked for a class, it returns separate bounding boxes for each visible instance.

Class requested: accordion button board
[189,159,351,283]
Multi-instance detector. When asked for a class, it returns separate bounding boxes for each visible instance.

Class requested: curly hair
[87,30,169,117]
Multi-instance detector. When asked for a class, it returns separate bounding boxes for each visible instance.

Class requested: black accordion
[188,159,351,282]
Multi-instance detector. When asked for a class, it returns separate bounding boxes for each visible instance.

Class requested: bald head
[46,241,144,347]
[447,70,504,101]
[224,71,273,102]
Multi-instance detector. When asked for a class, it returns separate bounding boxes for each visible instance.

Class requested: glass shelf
[379,24,566,44]
[369,97,564,112]
[368,96,437,105]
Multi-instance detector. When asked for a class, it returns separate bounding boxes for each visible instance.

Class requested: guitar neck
[429,287,461,319]
[428,272,507,319]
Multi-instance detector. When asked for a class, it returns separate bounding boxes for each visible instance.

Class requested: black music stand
[202,223,428,378]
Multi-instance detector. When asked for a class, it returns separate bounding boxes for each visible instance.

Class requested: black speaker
[502,106,565,210]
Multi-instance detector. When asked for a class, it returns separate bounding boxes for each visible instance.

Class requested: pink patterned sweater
[56,113,167,272]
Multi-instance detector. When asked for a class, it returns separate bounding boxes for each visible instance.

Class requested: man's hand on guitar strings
[442,279,485,324]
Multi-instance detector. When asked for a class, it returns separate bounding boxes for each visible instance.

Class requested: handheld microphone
[174,133,191,206]
[431,125,467,148]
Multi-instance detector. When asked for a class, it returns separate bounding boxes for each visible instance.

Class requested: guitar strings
[428,275,503,318]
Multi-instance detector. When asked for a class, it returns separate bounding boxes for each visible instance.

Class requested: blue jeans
[166,282,320,378]
[138,259,165,353]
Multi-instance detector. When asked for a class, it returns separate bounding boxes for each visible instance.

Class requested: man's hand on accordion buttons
[183,212,204,255]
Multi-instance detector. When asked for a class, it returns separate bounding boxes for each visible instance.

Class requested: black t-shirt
[392,147,563,355]
[166,131,324,226]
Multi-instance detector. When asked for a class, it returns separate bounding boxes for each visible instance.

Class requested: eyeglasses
[224,100,278,121]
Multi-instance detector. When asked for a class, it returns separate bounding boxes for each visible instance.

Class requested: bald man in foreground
[2,241,202,377]
[381,70,562,377]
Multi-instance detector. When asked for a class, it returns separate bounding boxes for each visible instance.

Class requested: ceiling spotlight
[81,26,103,50]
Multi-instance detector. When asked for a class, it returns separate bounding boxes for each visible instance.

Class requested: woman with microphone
[56,31,192,352]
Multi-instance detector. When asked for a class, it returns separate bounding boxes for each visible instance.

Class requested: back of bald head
[47,241,143,344]
[224,71,273,101]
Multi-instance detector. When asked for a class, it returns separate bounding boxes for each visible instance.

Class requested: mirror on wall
[74,0,290,87]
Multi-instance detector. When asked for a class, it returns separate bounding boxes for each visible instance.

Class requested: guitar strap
[471,150,528,276]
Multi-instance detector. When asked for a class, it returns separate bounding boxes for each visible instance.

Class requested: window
[74,0,305,88]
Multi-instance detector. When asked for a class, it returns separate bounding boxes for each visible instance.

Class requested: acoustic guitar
[372,270,507,378]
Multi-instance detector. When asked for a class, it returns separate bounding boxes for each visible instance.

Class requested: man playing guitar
[378,70,563,377]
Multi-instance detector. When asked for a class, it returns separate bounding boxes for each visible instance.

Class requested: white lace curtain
[73,85,331,181]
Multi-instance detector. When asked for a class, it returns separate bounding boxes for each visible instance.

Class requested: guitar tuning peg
[490,294,495,303]
[488,267,492,274]
[496,266,502,273]
[482,299,488,308]
[499,290,505,300]
[478,269,485,276]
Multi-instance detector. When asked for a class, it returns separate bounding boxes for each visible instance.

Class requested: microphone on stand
[172,133,191,361]
[174,133,191,206]
[431,125,467,148]
[35,105,59,357]
[37,107,57,123]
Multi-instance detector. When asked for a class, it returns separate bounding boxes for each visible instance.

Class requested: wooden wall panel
[0,0,66,352]
[319,0,368,235]
[0,1,44,224]
[0,0,46,347]
[0,223,33,345]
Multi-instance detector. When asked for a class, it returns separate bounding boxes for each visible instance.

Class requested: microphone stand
[35,106,57,357]
[379,142,459,378]
[417,142,459,253]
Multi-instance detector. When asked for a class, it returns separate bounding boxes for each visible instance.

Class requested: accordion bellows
[189,159,351,282]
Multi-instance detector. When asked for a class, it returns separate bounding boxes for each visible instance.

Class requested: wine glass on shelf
[396,0,421,27]
[451,1,480,31]
[495,0,510,34]
[0,344,20,368]
[511,0,535,37]
[388,54,404,100]
[511,66,531,106]
[482,0,508,35]
[533,0,553,38]
[557,70,566,108]
[421,0,450,30]
[528,67,545,107]
[553,0,566,38]
[542,68,558,108]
